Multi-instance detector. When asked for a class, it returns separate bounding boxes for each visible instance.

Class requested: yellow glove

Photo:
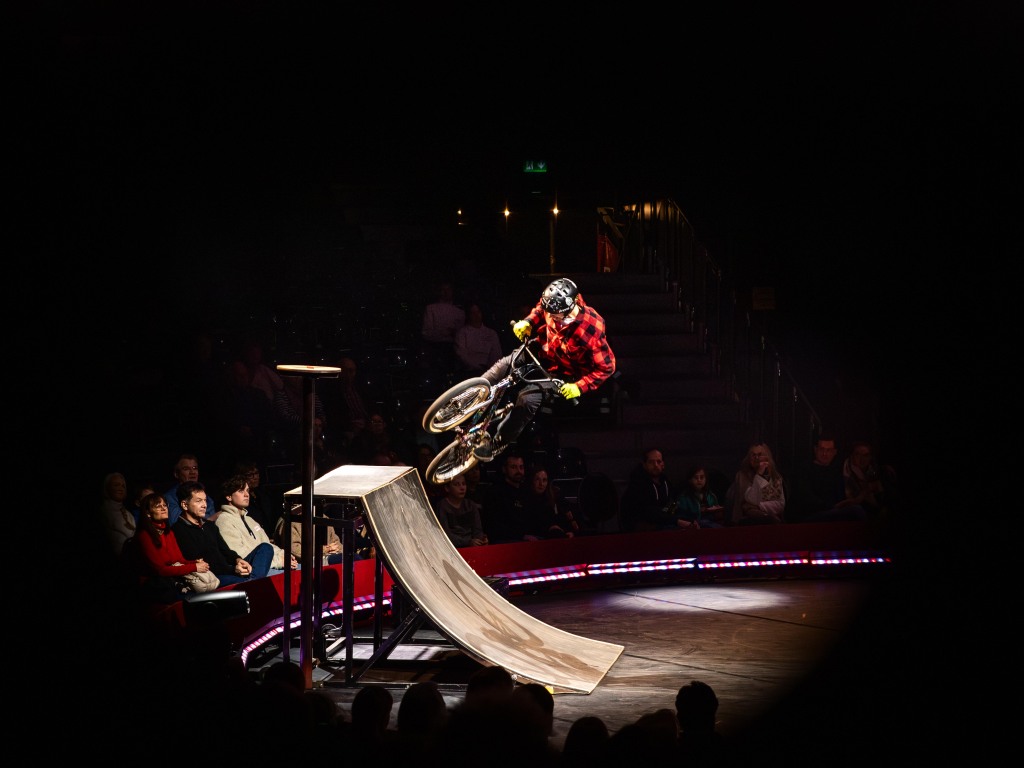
[512,320,532,341]
[559,382,581,400]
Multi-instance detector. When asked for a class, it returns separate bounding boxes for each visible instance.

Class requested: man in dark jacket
[172,480,274,584]
[619,448,676,532]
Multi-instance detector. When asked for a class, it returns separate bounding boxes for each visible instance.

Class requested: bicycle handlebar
[510,321,579,406]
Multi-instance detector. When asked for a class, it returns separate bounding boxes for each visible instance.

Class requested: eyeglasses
[179,466,199,472]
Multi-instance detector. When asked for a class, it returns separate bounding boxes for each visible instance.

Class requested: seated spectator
[454,302,503,376]
[275,502,363,565]
[419,279,465,385]
[478,452,532,544]
[619,448,677,532]
[218,359,278,465]
[130,492,210,604]
[349,412,396,465]
[525,463,579,539]
[726,443,786,525]
[433,473,488,548]
[674,465,726,529]
[393,680,448,760]
[842,440,898,522]
[101,471,136,555]
[232,459,282,533]
[172,479,275,583]
[348,684,399,761]
[793,435,866,522]
[415,443,445,504]
[215,474,296,574]
[128,479,156,524]
[320,355,373,460]
[675,680,730,766]
[235,335,284,404]
[561,715,610,768]
[273,373,332,471]
[161,453,202,526]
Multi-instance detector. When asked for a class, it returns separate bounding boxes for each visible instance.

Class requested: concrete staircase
[537,272,754,505]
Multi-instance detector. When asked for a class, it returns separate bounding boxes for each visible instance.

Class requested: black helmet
[540,278,579,314]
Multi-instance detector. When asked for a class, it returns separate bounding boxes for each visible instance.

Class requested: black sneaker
[473,434,505,462]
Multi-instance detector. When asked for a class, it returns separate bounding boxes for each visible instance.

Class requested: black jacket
[172,517,241,575]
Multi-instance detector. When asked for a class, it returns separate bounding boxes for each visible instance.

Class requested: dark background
[21,5,1016,756]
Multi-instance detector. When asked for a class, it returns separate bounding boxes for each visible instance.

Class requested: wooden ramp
[289,464,623,694]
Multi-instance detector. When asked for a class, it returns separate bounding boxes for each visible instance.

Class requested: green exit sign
[523,160,548,173]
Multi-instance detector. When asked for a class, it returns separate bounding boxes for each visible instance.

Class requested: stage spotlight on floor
[182,590,250,625]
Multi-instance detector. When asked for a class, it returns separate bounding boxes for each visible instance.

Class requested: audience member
[415,443,446,504]
[842,440,898,521]
[793,435,866,522]
[560,715,610,768]
[463,665,515,706]
[525,464,579,539]
[675,680,730,767]
[129,479,156,523]
[619,448,677,532]
[479,452,532,544]
[393,680,449,760]
[433,473,489,548]
[348,684,399,761]
[273,373,331,470]
[454,302,503,376]
[512,683,560,762]
[674,465,727,529]
[218,358,278,464]
[161,453,201,526]
[432,690,556,767]
[349,412,396,465]
[101,471,136,555]
[172,479,274,584]
[321,355,374,459]
[275,502,355,565]
[130,492,209,604]
[462,463,487,506]
[215,474,296,574]
[234,335,284,404]
[726,443,786,525]
[420,279,465,383]
[232,459,281,532]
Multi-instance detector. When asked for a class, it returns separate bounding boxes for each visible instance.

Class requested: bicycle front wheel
[425,439,479,485]
[422,377,492,433]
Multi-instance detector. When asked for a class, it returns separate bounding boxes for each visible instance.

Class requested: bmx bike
[421,335,576,485]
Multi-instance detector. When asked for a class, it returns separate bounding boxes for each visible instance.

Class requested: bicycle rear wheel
[422,377,491,433]
[425,439,479,485]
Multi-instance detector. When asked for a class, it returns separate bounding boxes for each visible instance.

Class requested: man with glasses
[162,453,200,526]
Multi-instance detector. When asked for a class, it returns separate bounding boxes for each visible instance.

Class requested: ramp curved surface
[291,464,623,694]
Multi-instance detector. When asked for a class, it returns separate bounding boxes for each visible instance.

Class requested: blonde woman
[726,443,786,525]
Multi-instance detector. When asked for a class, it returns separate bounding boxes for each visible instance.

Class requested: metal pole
[276,365,339,690]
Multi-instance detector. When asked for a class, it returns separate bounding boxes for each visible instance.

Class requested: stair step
[609,333,703,355]
[615,355,713,377]
[593,293,680,313]
[607,313,693,333]
[620,401,745,424]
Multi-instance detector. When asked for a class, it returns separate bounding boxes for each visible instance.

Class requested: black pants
[482,354,560,443]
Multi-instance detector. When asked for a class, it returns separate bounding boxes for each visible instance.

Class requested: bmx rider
[474,277,616,461]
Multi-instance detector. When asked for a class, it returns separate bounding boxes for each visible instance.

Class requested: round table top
[276,364,342,376]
